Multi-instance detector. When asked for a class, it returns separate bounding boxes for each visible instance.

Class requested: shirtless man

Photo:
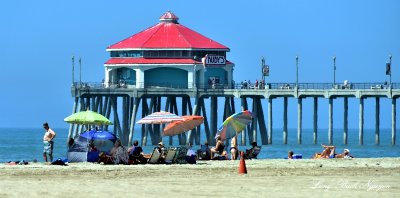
[43,122,56,162]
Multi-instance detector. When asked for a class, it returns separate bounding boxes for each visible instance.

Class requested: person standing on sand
[230,136,238,160]
[43,122,56,162]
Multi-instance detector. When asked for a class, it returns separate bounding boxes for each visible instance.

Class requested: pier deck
[69,82,399,146]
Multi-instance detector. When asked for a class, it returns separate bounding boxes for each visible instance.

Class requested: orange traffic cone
[238,151,247,174]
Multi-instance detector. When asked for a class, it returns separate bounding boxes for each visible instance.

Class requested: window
[110,50,143,58]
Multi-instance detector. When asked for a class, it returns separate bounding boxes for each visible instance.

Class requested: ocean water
[0,128,398,162]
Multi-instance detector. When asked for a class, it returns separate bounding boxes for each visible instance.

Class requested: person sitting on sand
[335,149,354,159]
[313,144,336,159]
[156,142,167,163]
[109,139,128,164]
[197,141,211,160]
[89,140,98,152]
[245,142,260,159]
[288,150,294,159]
[210,135,225,159]
[128,140,146,164]
[186,143,196,164]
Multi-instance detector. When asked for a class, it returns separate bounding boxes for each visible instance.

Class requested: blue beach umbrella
[80,129,117,140]
[79,130,117,152]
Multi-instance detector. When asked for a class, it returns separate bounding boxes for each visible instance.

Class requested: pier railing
[73,82,400,90]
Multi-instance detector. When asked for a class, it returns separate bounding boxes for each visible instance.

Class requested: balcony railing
[72,82,400,90]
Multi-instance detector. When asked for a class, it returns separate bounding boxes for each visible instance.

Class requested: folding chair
[164,147,178,164]
[175,147,188,164]
[147,147,162,164]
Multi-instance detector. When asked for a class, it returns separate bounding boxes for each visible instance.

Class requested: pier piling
[343,97,348,145]
[313,97,318,144]
[375,97,380,145]
[328,98,333,145]
[392,98,397,145]
[297,98,302,144]
[283,97,288,144]
[359,97,364,145]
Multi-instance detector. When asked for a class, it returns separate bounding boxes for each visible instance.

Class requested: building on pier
[104,11,234,89]
[69,11,399,147]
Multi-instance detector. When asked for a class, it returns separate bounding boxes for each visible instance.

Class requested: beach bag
[51,158,68,166]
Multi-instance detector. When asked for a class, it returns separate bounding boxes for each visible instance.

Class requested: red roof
[107,11,229,51]
[105,58,233,65]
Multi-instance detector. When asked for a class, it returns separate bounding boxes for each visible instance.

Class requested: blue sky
[0,0,399,129]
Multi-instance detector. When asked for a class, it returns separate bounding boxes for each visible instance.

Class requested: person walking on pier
[255,80,258,89]
[42,122,56,162]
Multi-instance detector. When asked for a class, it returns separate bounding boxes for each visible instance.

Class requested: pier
[67,11,398,146]
[69,82,400,146]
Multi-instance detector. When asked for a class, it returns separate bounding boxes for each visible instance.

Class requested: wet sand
[0,158,399,198]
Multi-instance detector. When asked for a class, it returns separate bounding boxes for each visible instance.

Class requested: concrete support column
[328,98,333,145]
[128,97,140,146]
[225,66,233,88]
[188,70,194,88]
[359,97,364,145]
[136,69,145,88]
[67,97,79,144]
[297,98,302,144]
[375,97,380,145]
[252,98,258,143]
[187,97,199,144]
[343,97,348,145]
[283,97,288,144]
[392,98,397,145]
[268,98,273,144]
[241,97,249,145]
[313,97,318,144]
[210,96,218,145]
[104,68,111,87]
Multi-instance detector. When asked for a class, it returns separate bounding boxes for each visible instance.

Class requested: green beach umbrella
[64,110,113,125]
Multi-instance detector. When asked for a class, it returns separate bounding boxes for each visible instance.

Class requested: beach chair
[175,147,188,164]
[147,147,162,164]
[245,146,261,159]
[164,147,178,164]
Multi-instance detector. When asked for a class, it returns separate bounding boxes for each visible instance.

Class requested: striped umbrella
[163,115,204,136]
[216,110,253,141]
[136,111,184,124]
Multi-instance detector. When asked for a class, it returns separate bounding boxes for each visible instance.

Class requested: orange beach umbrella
[163,115,204,136]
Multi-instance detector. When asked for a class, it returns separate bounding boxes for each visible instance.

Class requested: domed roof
[159,11,179,23]
[107,11,229,51]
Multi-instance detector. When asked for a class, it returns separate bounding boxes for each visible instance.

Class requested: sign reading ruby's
[203,55,226,65]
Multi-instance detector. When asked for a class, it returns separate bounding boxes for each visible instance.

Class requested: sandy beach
[0,158,399,198]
